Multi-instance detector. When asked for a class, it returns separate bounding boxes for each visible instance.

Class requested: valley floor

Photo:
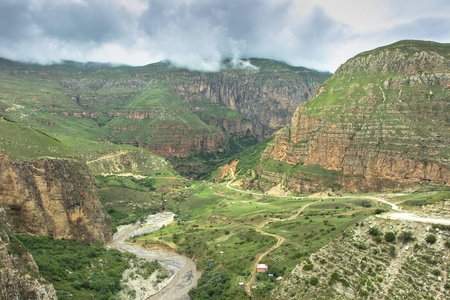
[104,175,449,299]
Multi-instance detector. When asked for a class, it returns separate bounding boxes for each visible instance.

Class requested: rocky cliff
[169,60,328,139]
[0,207,57,300]
[0,151,111,244]
[260,40,449,193]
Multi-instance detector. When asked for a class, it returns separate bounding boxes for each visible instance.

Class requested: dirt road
[226,178,450,297]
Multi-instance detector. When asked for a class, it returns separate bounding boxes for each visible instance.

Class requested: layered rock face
[170,65,325,139]
[262,41,449,192]
[0,152,111,244]
[0,207,57,300]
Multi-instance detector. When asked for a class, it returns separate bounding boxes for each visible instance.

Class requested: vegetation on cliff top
[0,117,74,160]
[0,56,330,178]
[256,40,449,194]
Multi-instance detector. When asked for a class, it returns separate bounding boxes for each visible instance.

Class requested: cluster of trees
[188,261,248,299]
[16,235,131,300]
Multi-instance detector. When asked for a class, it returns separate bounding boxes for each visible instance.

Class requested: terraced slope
[258,40,449,193]
[273,216,449,300]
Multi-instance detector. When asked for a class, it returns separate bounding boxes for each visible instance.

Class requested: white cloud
[0,0,448,72]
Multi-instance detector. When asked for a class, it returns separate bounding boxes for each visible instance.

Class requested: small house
[256,264,269,272]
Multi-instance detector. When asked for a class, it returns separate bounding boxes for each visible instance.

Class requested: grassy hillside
[0,57,330,178]
[0,117,74,160]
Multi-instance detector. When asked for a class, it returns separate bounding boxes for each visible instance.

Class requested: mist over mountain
[1,0,449,72]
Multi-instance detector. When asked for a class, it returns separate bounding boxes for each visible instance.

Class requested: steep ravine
[170,68,325,140]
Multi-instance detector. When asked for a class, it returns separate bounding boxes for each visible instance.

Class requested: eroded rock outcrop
[0,152,111,244]
[260,41,449,193]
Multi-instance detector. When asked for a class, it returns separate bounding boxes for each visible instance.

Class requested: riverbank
[107,212,201,300]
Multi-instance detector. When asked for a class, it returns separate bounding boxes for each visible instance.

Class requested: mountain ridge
[251,40,449,193]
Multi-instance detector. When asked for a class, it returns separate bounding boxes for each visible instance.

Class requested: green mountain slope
[0,117,74,160]
[0,58,330,178]
[255,40,449,193]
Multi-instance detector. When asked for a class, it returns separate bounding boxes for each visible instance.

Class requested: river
[107,212,201,300]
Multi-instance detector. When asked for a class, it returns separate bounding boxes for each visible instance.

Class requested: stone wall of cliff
[0,152,111,244]
[170,70,324,139]
[0,207,57,300]
[261,41,449,193]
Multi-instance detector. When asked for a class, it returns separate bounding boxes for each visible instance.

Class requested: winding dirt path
[244,200,320,296]
[225,178,450,297]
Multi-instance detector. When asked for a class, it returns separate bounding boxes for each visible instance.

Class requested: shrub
[384,232,396,243]
[388,245,396,257]
[431,269,441,276]
[303,264,313,271]
[369,227,380,236]
[398,231,414,243]
[310,277,319,286]
[425,234,437,244]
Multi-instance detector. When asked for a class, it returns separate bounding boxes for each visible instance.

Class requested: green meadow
[122,182,404,298]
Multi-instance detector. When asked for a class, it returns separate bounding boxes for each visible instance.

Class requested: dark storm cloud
[0,0,448,71]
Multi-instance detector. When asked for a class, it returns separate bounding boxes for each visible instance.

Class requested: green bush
[384,232,396,243]
[398,231,414,243]
[388,245,396,257]
[309,277,319,286]
[368,227,380,236]
[16,235,130,300]
[431,269,441,276]
[425,234,437,244]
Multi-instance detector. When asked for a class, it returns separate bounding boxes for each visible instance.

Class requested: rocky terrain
[273,216,449,299]
[0,151,111,244]
[0,207,57,300]
[169,60,328,140]
[257,40,449,193]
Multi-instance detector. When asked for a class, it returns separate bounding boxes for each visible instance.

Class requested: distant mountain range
[0,58,330,178]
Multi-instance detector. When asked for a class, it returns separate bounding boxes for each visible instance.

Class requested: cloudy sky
[1,0,449,72]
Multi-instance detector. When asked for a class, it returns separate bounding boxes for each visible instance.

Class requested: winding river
[107,212,201,300]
